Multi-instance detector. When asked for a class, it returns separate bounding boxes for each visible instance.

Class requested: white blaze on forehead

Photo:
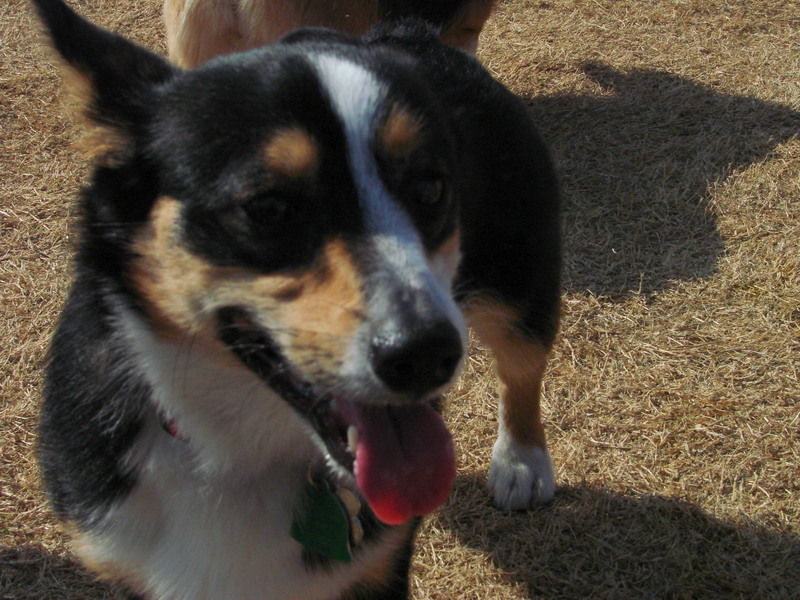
[312,53,465,334]
[311,54,402,232]
[312,54,383,152]
[312,55,426,263]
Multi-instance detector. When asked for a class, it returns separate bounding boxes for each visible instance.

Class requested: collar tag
[291,479,359,563]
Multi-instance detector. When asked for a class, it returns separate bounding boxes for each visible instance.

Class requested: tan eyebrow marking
[379,104,423,159]
[263,127,319,178]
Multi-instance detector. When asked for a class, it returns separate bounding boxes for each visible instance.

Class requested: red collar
[162,418,186,441]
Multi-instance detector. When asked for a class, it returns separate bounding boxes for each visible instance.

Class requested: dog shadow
[0,545,134,600]
[523,62,800,297]
[438,473,800,599]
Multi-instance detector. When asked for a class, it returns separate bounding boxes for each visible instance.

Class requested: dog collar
[162,417,362,562]
[162,418,185,440]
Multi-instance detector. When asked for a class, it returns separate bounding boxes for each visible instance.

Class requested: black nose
[371,320,463,398]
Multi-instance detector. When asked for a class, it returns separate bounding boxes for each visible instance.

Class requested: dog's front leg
[467,300,556,510]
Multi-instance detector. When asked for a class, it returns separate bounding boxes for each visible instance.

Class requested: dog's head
[36,1,466,524]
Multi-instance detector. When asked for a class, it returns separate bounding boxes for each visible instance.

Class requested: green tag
[291,482,353,563]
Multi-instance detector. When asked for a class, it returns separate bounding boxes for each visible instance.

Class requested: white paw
[487,435,555,510]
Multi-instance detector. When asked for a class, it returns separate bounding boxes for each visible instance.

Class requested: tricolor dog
[34,0,561,598]
[164,0,497,67]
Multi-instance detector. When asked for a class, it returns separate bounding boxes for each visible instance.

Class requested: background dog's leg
[440,0,496,54]
[466,299,555,510]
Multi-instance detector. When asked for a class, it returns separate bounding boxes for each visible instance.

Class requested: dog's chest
[87,437,374,600]
[79,313,380,598]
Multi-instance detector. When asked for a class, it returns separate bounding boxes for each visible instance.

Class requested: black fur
[367,20,561,343]
[379,0,476,27]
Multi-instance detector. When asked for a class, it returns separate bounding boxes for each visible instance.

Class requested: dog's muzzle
[216,306,460,525]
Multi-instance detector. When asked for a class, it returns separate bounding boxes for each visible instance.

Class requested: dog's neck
[161,413,365,562]
[120,305,372,563]
[118,305,318,473]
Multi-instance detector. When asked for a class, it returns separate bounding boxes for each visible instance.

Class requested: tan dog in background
[164,0,496,67]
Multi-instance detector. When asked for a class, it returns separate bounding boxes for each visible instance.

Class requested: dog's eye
[240,195,293,226]
[413,177,446,206]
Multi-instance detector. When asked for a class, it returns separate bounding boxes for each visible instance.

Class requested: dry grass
[2,0,799,598]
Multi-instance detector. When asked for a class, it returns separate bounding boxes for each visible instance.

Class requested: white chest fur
[80,435,376,600]
[76,311,394,599]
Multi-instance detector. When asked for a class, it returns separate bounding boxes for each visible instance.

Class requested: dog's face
[132,45,467,507]
[39,3,464,525]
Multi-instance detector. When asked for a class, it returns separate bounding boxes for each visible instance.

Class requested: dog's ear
[32,0,177,162]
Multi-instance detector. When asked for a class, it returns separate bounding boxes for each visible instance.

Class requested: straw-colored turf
[1,0,798,598]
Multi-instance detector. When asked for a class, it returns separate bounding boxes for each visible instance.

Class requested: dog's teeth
[347,426,358,453]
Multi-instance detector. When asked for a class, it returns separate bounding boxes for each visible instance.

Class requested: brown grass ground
[2,0,799,598]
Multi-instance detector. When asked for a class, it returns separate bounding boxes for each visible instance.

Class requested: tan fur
[465,298,550,449]
[439,0,494,54]
[163,0,495,68]
[129,196,366,376]
[164,0,379,67]
[341,521,416,600]
[128,197,216,340]
[264,127,319,179]
[44,51,132,164]
[379,104,423,160]
[67,528,148,593]
[276,238,366,369]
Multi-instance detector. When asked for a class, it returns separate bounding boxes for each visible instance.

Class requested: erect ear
[32,0,178,162]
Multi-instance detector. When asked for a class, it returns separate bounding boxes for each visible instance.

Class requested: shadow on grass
[7,481,797,600]
[0,545,136,600]
[525,62,800,297]
[441,474,800,599]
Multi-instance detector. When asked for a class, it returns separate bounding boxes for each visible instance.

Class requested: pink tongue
[347,403,455,525]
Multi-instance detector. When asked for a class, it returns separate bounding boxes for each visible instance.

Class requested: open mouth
[216,307,456,525]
